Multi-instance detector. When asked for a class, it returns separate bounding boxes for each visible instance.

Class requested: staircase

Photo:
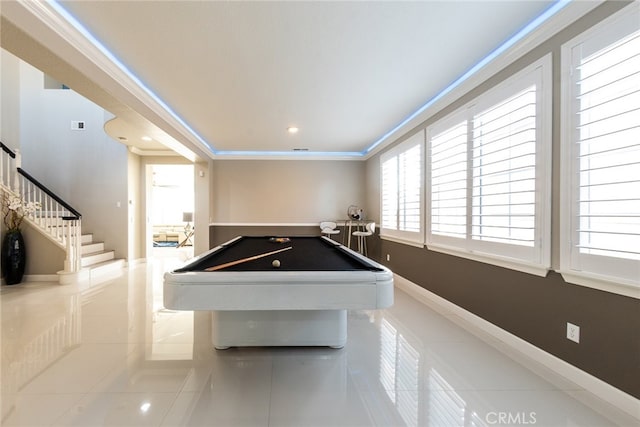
[34,213,126,283]
[80,233,125,278]
[2,141,125,284]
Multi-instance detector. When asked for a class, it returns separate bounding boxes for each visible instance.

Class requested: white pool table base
[212,309,347,349]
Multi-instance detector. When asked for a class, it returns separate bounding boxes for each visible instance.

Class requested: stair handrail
[16,168,81,219]
[1,141,16,158]
[1,141,83,275]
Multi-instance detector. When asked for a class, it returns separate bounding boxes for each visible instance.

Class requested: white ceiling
[3,1,591,159]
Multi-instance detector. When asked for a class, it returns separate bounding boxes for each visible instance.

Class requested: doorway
[146,163,195,361]
[148,164,195,260]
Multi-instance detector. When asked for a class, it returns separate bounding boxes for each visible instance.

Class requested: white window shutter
[380,131,424,245]
[427,55,551,275]
[471,85,538,247]
[429,120,468,240]
[561,2,640,294]
[381,157,398,231]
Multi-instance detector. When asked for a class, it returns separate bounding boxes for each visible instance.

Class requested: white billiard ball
[272,259,281,268]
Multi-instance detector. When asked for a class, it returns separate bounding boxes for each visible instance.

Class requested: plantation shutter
[573,29,640,261]
[380,131,424,245]
[398,144,421,232]
[381,157,398,230]
[429,120,468,240]
[427,55,551,274]
[471,85,538,247]
[561,3,640,291]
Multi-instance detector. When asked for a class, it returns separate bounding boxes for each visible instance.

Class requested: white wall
[1,50,20,147]
[127,151,142,262]
[211,160,366,224]
[2,50,64,275]
[194,160,211,255]
[364,157,381,226]
[16,59,129,262]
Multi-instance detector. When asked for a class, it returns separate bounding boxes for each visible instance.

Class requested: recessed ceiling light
[287,127,299,134]
[141,136,152,141]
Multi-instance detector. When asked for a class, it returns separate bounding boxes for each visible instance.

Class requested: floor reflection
[0,248,636,426]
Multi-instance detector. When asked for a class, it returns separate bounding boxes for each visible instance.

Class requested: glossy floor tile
[1,249,636,426]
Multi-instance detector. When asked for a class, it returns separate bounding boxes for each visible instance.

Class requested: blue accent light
[215,150,364,158]
[52,0,569,158]
[363,0,571,155]
[50,0,216,155]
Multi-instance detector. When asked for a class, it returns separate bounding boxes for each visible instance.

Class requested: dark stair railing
[1,140,83,274]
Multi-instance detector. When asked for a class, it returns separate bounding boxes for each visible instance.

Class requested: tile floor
[1,249,636,426]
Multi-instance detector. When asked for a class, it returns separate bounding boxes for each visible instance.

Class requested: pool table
[163,235,394,349]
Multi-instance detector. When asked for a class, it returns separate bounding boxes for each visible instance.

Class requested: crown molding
[6,0,605,161]
[6,0,212,161]
[361,0,605,161]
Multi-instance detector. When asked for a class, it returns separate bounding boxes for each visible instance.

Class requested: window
[472,85,538,248]
[426,55,551,275]
[560,2,640,297]
[381,131,424,245]
[429,113,468,242]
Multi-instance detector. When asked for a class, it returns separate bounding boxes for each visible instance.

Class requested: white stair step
[88,259,125,279]
[82,242,104,255]
[81,234,93,244]
[81,250,115,267]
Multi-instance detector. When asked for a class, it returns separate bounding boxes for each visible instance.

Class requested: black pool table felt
[177,236,383,272]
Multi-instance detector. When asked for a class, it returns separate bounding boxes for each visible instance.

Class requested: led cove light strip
[49,0,215,155]
[215,150,364,158]
[364,0,571,155]
[52,0,569,158]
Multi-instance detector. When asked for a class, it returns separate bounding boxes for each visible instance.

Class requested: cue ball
[272,259,281,268]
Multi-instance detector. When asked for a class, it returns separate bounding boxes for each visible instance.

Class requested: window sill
[380,234,424,248]
[557,270,640,300]
[426,243,550,277]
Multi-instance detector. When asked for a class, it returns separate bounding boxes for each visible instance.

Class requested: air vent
[70,121,85,131]
[293,148,309,151]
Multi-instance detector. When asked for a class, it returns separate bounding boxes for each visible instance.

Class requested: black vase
[2,230,26,285]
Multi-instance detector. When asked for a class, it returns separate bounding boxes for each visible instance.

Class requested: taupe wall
[209,159,369,253]
[366,1,639,398]
[210,225,321,248]
[211,160,366,224]
[21,226,65,275]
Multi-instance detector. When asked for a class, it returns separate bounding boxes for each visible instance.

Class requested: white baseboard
[57,268,90,285]
[394,274,640,421]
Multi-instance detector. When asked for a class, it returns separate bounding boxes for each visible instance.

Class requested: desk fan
[347,205,364,220]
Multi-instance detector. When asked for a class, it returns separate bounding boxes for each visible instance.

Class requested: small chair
[352,222,375,256]
[320,221,340,240]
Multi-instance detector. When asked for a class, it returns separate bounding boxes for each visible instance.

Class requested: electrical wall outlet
[566,322,580,343]
[386,254,390,261]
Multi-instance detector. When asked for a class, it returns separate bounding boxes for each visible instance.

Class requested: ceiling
[1,1,591,159]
